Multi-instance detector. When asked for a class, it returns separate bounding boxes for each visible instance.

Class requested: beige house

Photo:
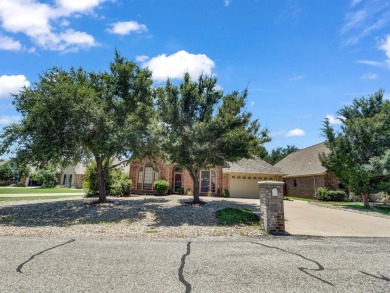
[60,159,130,189]
[275,143,339,198]
[223,158,285,198]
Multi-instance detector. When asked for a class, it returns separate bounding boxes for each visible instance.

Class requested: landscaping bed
[0,195,263,238]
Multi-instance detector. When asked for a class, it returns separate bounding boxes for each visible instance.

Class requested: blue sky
[1,0,390,155]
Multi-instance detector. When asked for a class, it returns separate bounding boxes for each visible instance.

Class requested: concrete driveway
[284,200,390,237]
[217,197,390,237]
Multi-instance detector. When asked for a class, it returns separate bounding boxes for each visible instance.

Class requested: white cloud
[249,101,255,107]
[56,0,106,13]
[0,0,105,52]
[107,21,148,35]
[325,114,342,125]
[140,50,215,82]
[135,55,149,62]
[379,35,390,63]
[360,72,377,80]
[351,0,362,7]
[341,1,390,45]
[0,75,30,98]
[356,60,386,67]
[286,128,305,137]
[224,0,231,7]
[290,74,304,81]
[0,115,20,125]
[0,35,22,51]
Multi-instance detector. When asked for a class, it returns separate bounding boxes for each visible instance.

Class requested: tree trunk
[96,157,107,203]
[362,193,370,208]
[189,169,201,204]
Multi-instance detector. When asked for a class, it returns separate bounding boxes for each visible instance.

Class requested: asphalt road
[0,236,389,293]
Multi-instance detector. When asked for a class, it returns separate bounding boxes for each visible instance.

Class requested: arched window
[137,163,160,190]
[143,163,154,190]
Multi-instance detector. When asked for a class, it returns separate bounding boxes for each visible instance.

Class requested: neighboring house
[130,157,285,198]
[59,159,130,189]
[59,163,87,188]
[275,142,339,198]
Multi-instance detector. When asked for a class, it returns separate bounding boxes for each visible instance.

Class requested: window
[294,179,297,187]
[136,163,160,190]
[137,167,143,189]
[232,176,236,179]
[248,176,252,179]
[200,169,216,193]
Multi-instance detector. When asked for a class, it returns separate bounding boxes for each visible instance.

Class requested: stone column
[258,181,285,234]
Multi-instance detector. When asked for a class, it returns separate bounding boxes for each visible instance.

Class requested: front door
[174,174,182,191]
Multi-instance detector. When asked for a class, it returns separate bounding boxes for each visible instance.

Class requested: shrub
[186,188,193,196]
[327,190,347,201]
[109,168,132,196]
[222,189,230,198]
[83,162,132,197]
[154,180,169,195]
[316,187,346,201]
[315,187,328,200]
[0,163,14,181]
[31,169,57,188]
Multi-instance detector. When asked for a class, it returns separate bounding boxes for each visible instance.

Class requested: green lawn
[285,196,390,215]
[216,207,259,226]
[0,187,83,194]
[0,195,82,201]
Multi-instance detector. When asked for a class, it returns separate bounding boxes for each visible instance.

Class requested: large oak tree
[321,90,390,207]
[0,52,154,202]
[156,73,270,204]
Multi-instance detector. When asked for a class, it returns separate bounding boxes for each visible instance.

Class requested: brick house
[274,143,339,198]
[130,157,285,198]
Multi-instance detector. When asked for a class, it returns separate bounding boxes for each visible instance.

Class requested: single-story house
[275,142,339,198]
[59,159,130,189]
[130,157,285,198]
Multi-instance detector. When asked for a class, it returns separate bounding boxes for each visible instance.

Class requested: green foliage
[0,163,14,181]
[0,51,154,202]
[216,208,258,226]
[260,145,299,165]
[154,180,169,195]
[321,90,390,205]
[156,73,270,203]
[315,187,329,200]
[31,169,58,188]
[109,168,132,196]
[222,189,230,198]
[316,187,346,201]
[83,162,131,196]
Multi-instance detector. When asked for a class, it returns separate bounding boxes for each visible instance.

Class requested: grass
[0,187,83,194]
[78,218,117,225]
[0,195,82,201]
[216,207,259,226]
[285,196,390,215]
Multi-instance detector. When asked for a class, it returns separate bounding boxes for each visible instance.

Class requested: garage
[223,158,286,199]
[229,175,260,198]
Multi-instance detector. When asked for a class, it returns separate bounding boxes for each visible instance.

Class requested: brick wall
[130,158,224,196]
[74,174,84,189]
[284,175,326,198]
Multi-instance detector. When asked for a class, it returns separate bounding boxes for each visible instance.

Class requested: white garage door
[229,175,261,198]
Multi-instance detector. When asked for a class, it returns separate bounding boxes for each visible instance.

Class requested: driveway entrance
[284,200,390,237]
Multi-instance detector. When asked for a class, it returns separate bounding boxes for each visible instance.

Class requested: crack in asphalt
[16,239,76,274]
[250,241,334,287]
[359,271,390,282]
[178,241,192,293]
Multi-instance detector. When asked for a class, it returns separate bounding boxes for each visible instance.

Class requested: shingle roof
[223,158,285,174]
[274,142,330,177]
